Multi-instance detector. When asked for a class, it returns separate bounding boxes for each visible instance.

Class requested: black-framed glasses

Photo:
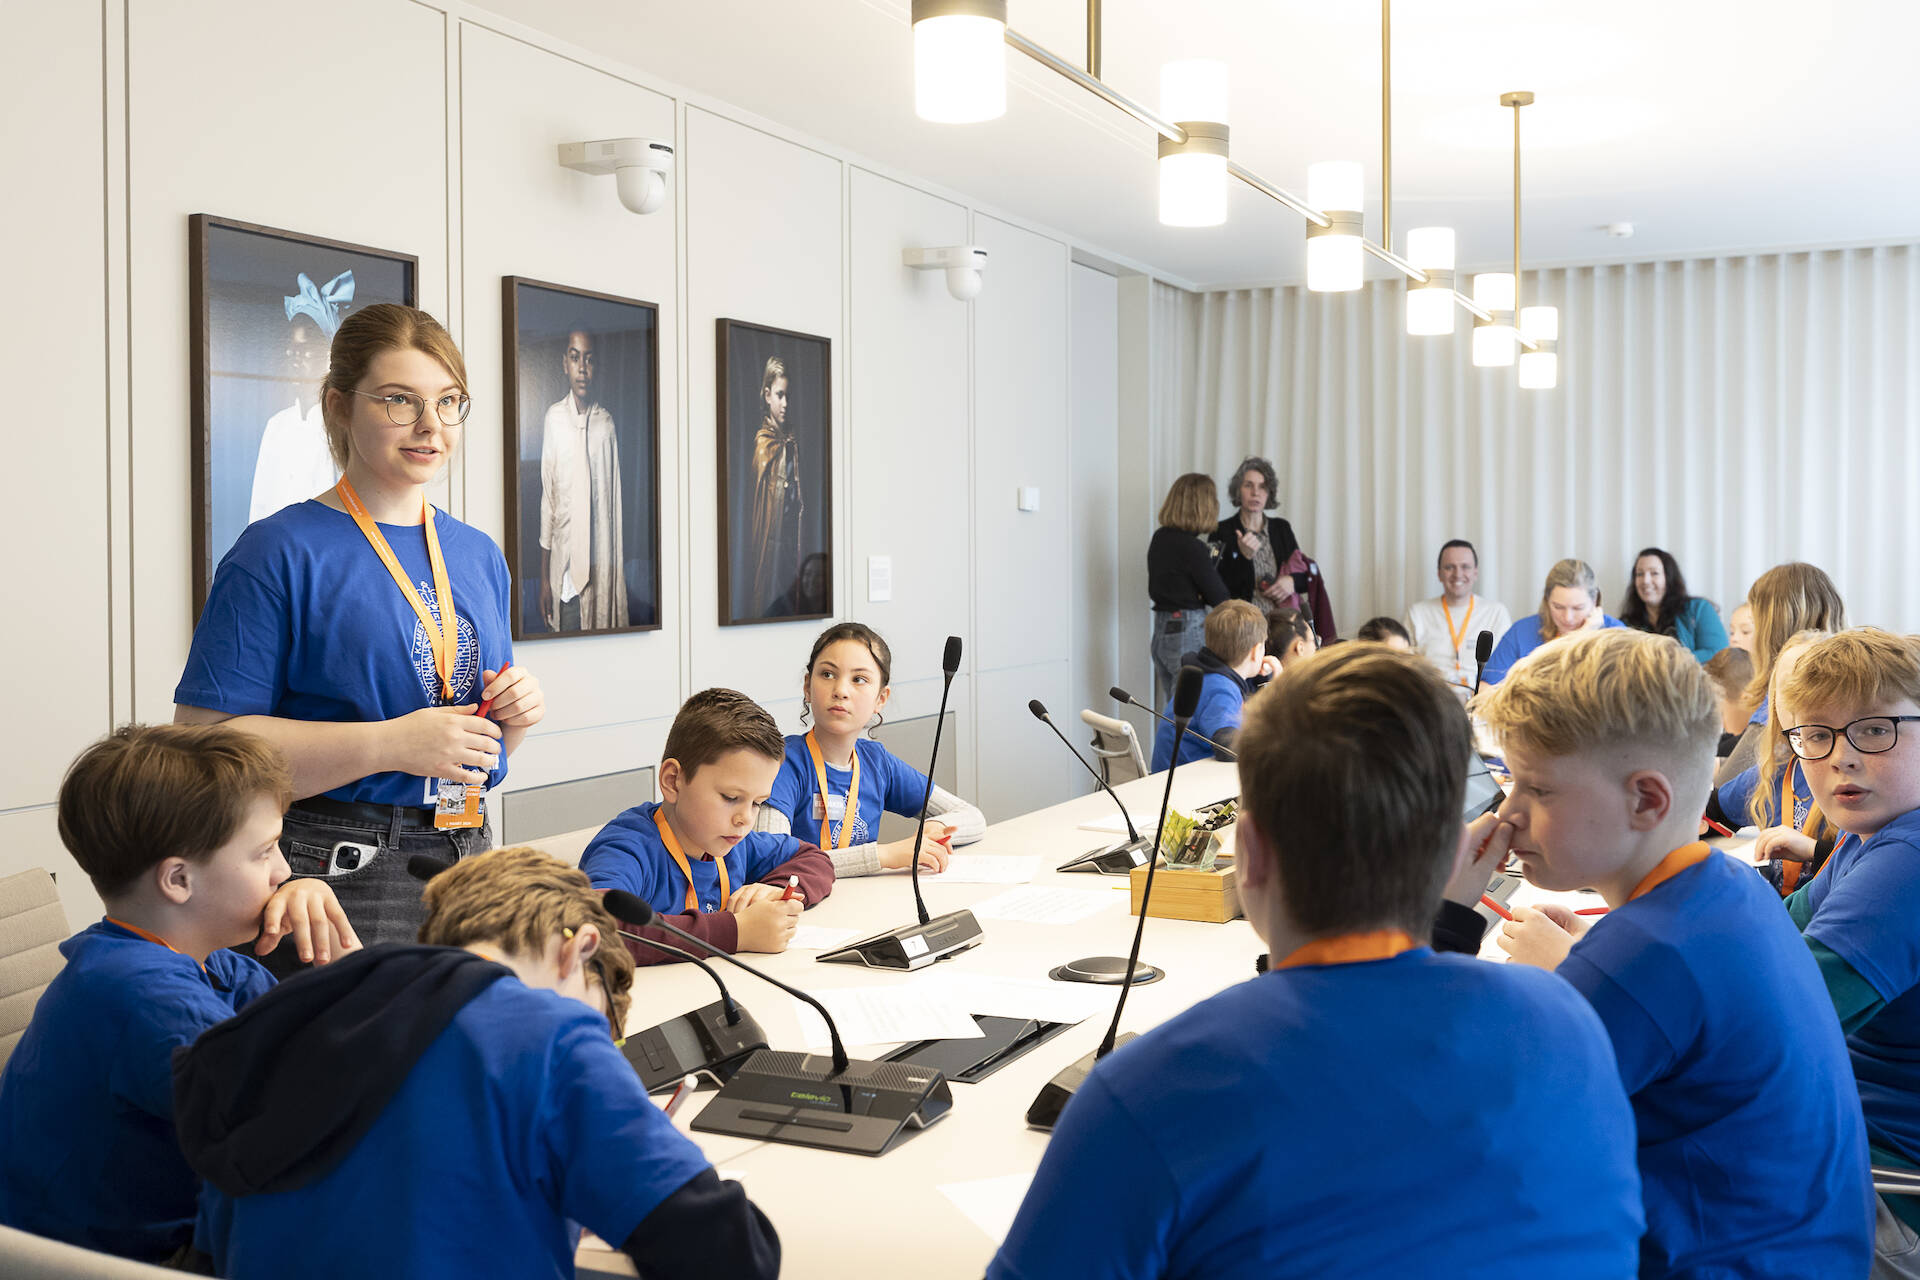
[350,388,472,426]
[1784,716,1920,761]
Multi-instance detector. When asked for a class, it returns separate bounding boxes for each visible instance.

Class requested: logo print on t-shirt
[410,579,480,704]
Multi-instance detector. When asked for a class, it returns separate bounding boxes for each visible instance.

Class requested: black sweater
[1148,526,1231,611]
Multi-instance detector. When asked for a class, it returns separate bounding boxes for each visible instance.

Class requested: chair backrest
[1079,709,1147,786]
[0,869,70,1072]
[0,1224,183,1278]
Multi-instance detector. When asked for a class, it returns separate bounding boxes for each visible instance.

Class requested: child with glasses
[174,304,545,976]
[1776,629,1920,1275]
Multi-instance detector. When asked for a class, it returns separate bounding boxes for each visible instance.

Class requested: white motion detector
[904,245,988,301]
[558,138,675,215]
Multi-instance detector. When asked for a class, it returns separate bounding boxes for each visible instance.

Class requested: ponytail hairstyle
[321,304,469,470]
[799,622,894,729]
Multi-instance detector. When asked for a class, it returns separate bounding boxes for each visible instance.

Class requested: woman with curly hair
[1210,456,1336,643]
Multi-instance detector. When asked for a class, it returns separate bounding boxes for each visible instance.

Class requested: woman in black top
[1147,473,1230,704]
[1210,456,1337,642]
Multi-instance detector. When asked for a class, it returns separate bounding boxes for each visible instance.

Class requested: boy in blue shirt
[582,688,832,962]
[1772,629,1920,1273]
[0,724,356,1262]
[993,646,1644,1280]
[1482,629,1872,1278]
[177,845,778,1280]
[1150,599,1271,771]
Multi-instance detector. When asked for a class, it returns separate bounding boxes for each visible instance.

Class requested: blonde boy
[1150,598,1272,771]
[1478,629,1871,1278]
[1777,629,1920,1271]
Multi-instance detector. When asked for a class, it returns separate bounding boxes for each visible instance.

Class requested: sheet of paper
[939,1172,1037,1246]
[938,854,1039,884]
[966,886,1118,925]
[1076,813,1130,834]
[923,972,1109,1025]
[792,985,986,1050]
[788,924,865,952]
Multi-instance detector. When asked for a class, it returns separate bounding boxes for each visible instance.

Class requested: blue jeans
[1151,609,1208,707]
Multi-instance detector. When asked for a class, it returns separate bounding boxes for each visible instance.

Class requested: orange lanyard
[105,917,204,973]
[654,810,729,913]
[336,479,457,703]
[1442,597,1476,683]
[804,731,861,851]
[1277,929,1418,969]
[1628,842,1712,901]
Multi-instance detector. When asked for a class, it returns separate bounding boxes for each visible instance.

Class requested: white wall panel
[1070,264,1120,749]
[974,663,1077,823]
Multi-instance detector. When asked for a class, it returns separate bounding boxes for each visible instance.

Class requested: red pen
[779,874,800,902]
[1479,894,1516,922]
[477,663,512,719]
[1575,907,1609,916]
[1703,816,1735,839]
[662,1074,697,1120]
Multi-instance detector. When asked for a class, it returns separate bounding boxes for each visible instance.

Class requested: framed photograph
[503,277,662,639]
[190,215,417,611]
[716,319,832,626]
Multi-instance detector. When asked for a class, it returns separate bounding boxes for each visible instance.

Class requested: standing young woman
[174,305,544,975]
[1148,474,1232,705]
[1210,456,1336,643]
[1619,547,1728,662]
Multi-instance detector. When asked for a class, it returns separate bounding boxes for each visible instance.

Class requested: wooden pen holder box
[1128,856,1242,923]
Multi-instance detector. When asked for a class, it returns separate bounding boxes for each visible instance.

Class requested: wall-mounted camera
[558,137,675,215]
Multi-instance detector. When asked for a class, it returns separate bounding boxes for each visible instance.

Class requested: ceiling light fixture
[911,0,1008,124]
[1157,59,1230,228]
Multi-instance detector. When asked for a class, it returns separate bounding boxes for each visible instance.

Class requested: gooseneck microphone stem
[908,636,964,928]
[1028,700,1140,842]
[611,930,743,1025]
[603,891,850,1075]
[1471,630,1495,697]
[1097,666,1201,1059]
[1109,685,1238,761]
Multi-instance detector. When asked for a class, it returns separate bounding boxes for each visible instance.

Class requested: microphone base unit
[1024,1032,1139,1131]
[692,1049,953,1156]
[621,998,770,1093]
[1055,835,1153,876]
[815,908,984,971]
[1049,955,1164,986]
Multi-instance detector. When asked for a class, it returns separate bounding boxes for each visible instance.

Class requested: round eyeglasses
[350,388,472,427]
[1783,716,1920,761]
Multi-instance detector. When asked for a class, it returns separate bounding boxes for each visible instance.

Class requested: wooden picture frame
[503,277,663,639]
[715,318,833,627]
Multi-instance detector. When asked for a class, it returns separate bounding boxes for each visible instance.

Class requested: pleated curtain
[1154,243,1920,637]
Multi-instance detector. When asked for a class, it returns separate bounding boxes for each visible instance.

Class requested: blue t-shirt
[1805,808,1920,1164]
[581,800,806,916]
[767,735,931,848]
[1480,613,1626,685]
[1150,671,1245,772]
[1558,852,1872,1278]
[1716,762,1810,831]
[174,500,514,808]
[201,977,711,1279]
[0,921,273,1260]
[989,949,1643,1280]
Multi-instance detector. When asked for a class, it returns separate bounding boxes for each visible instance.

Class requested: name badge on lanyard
[335,480,485,830]
[804,730,861,851]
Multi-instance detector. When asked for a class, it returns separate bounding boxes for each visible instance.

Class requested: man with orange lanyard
[175,306,543,978]
[1406,539,1512,702]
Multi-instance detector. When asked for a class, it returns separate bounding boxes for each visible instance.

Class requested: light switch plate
[868,555,893,602]
[1017,486,1040,512]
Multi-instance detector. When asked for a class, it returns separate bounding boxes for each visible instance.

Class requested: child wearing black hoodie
[174,846,779,1280]
[1150,600,1276,771]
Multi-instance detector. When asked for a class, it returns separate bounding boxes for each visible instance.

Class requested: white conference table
[552,760,1260,1279]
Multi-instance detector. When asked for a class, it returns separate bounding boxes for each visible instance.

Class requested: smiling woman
[171,305,545,977]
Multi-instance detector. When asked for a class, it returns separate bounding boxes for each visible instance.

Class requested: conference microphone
[1109,685,1238,761]
[1028,665,1201,1131]
[601,890,952,1157]
[819,635,985,971]
[1471,630,1495,696]
[408,857,770,1091]
[1028,699,1153,876]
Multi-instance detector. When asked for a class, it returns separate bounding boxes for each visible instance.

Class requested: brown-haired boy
[176,845,778,1280]
[581,688,832,962]
[1473,628,1871,1277]
[0,724,355,1262]
[1150,598,1275,771]
[992,647,1643,1278]
[1775,629,1920,1268]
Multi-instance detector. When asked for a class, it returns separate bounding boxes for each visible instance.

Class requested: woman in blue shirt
[174,305,544,975]
[1620,547,1729,662]
[1480,558,1625,685]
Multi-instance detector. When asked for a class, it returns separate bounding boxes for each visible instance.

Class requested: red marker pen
[1479,894,1516,922]
[779,874,800,902]
[1575,907,1610,916]
[1703,816,1735,839]
[477,663,512,719]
